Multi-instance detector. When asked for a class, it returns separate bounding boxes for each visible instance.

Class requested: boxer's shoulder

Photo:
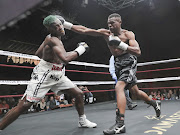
[123,30,135,39]
[45,36,62,47]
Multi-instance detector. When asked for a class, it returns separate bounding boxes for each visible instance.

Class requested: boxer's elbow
[129,48,141,57]
[57,55,68,64]
[61,58,69,64]
[61,55,76,64]
[135,50,141,57]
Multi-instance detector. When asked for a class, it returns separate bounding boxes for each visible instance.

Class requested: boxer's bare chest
[117,32,129,43]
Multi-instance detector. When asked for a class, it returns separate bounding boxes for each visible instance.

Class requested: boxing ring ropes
[0,49,180,99]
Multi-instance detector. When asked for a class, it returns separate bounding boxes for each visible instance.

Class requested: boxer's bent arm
[71,25,109,37]
[125,32,141,57]
[50,39,78,64]
[53,46,78,64]
[127,40,141,57]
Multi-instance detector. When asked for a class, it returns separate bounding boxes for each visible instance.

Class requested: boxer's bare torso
[35,35,65,64]
[103,29,129,57]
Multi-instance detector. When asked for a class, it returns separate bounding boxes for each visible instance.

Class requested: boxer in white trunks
[0,15,97,131]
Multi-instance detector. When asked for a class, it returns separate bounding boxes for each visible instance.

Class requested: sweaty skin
[35,21,78,64]
[0,17,88,130]
[61,14,160,134]
[70,16,141,57]
[68,15,152,116]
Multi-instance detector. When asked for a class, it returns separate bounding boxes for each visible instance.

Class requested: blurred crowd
[148,89,180,100]
[1,87,180,116]
[0,85,96,116]
[0,55,37,67]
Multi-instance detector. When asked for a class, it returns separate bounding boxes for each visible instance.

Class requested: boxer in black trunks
[58,13,161,134]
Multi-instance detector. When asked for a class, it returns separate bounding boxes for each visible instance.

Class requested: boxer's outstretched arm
[71,25,110,37]
[125,31,141,57]
[49,37,89,64]
[60,16,110,37]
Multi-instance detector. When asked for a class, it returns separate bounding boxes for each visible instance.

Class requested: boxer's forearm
[71,25,103,36]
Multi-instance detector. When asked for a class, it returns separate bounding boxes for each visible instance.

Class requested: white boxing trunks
[22,59,76,102]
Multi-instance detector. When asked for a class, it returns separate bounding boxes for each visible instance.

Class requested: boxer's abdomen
[108,45,126,57]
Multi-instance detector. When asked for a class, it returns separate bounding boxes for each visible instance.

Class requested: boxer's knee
[17,102,32,113]
[115,81,126,93]
[76,90,83,99]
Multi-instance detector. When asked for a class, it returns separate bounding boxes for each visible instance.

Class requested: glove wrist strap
[118,41,129,51]
[75,46,86,56]
[63,21,73,30]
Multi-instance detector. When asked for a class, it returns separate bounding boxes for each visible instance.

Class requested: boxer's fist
[78,42,89,52]
[75,42,89,56]
[108,35,121,46]
[108,35,128,51]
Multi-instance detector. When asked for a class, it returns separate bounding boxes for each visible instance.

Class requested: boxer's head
[107,13,122,33]
[43,15,65,36]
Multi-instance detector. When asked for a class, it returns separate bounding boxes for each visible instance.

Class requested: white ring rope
[137,58,180,66]
[0,50,40,60]
[0,50,179,68]
[0,50,109,68]
[0,76,180,85]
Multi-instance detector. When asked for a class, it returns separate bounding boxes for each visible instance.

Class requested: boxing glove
[108,35,129,51]
[55,15,65,24]
[55,15,73,30]
[75,42,89,56]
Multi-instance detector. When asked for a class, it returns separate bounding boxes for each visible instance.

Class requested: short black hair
[108,13,121,20]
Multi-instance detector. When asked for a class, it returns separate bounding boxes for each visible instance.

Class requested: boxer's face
[107,17,121,33]
[49,19,65,36]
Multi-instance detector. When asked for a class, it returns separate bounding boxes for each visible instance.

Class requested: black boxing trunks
[114,53,137,89]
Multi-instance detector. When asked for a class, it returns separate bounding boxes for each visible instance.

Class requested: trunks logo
[32,74,38,81]
[50,75,59,81]
[27,95,41,102]
[52,65,63,71]
[32,73,38,80]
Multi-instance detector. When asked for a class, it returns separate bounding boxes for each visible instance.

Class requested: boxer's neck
[51,34,61,40]
[113,28,122,36]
